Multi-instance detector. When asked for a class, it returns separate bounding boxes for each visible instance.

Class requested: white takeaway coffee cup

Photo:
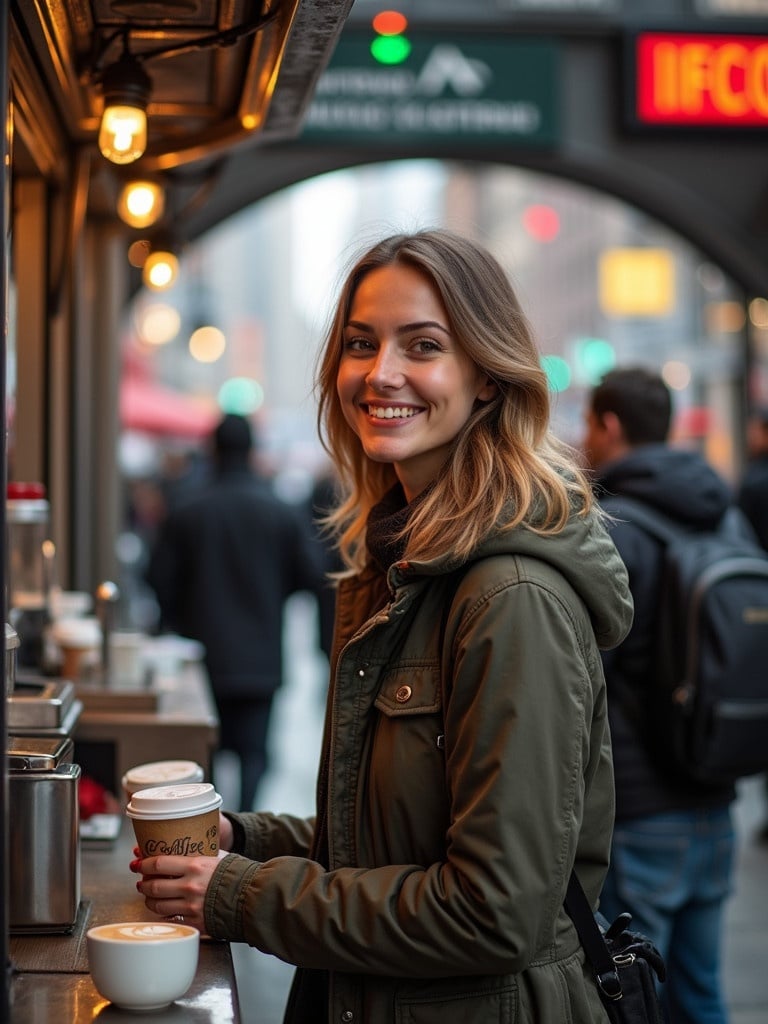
[126,782,222,858]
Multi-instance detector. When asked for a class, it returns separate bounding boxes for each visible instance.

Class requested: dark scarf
[366,482,433,571]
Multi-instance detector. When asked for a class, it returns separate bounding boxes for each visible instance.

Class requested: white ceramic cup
[108,630,147,688]
[86,921,199,1011]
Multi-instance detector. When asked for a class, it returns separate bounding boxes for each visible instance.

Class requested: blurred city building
[76,0,765,627]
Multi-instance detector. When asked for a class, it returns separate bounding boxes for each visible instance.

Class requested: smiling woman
[133,228,633,1024]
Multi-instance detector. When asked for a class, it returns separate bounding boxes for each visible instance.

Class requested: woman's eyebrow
[345,319,451,335]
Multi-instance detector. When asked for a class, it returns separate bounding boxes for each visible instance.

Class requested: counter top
[9,822,241,1023]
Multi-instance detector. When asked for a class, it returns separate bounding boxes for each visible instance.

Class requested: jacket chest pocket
[369,666,447,862]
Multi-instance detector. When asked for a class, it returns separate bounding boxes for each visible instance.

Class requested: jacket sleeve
[223,810,316,861]
[204,562,610,977]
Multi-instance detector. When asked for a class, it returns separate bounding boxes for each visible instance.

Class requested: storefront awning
[120,377,217,439]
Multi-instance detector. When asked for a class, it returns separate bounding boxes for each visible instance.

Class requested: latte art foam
[92,922,192,942]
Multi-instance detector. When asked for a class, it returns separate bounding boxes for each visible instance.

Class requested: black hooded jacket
[147,465,326,698]
[595,443,736,821]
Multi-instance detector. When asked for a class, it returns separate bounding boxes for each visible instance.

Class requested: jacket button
[341,1012,354,1022]
[358,668,365,678]
[395,684,412,703]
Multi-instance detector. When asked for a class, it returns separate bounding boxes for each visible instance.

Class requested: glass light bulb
[99,104,147,164]
[143,251,179,291]
[118,181,164,228]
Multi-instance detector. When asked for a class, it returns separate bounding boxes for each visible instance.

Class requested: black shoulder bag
[565,871,667,1023]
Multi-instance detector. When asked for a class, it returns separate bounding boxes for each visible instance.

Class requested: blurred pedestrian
[146,413,325,811]
[307,465,343,663]
[135,229,633,1022]
[736,404,768,842]
[737,404,768,551]
[582,366,737,1024]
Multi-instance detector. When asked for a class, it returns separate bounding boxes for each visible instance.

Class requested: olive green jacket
[205,505,633,1023]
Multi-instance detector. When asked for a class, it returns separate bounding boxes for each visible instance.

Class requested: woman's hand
[129,813,233,932]
[131,852,223,933]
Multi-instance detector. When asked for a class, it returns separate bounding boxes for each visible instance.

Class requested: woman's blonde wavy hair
[315,229,594,573]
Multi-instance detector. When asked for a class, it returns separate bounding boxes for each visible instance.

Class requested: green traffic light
[370,34,411,65]
[574,338,615,384]
[542,355,571,393]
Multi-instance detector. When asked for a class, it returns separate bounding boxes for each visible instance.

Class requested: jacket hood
[595,444,732,531]
[394,504,633,651]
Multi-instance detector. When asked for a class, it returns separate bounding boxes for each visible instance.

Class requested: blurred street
[217,594,768,1024]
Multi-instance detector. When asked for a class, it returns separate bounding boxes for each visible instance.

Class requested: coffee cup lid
[126,782,221,820]
[122,760,204,791]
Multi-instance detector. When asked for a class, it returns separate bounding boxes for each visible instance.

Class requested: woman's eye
[343,337,374,352]
[413,338,442,354]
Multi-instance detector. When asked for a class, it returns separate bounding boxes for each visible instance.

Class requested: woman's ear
[477,376,499,403]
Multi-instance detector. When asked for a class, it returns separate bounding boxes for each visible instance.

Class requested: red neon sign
[635,32,768,126]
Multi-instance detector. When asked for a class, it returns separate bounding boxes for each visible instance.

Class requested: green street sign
[303,33,560,146]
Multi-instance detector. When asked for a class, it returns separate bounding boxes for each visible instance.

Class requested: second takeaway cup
[126,783,222,858]
[121,759,205,802]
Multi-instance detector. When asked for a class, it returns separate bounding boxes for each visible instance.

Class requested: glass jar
[7,482,52,668]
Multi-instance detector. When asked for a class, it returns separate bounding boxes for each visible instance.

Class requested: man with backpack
[736,405,768,842]
[582,367,739,1024]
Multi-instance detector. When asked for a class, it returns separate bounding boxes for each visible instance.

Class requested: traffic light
[542,355,571,393]
[573,337,615,385]
[218,377,264,415]
[522,204,560,243]
[370,10,411,65]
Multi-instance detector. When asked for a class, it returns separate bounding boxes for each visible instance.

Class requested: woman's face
[337,262,496,501]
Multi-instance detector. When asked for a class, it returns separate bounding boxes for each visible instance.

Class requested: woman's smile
[362,402,422,422]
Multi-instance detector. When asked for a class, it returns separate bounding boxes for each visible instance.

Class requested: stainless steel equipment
[95,579,120,683]
[8,735,81,933]
[7,675,83,737]
[5,622,19,697]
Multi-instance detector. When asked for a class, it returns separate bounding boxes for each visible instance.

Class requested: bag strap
[564,871,623,1002]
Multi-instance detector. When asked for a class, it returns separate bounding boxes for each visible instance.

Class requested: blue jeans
[599,807,735,1024]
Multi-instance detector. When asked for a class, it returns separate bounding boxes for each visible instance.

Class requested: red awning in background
[120,376,217,439]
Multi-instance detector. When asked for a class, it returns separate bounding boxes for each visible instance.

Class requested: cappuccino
[91,922,193,942]
[87,920,199,1011]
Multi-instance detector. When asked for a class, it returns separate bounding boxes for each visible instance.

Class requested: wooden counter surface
[9,820,241,1023]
